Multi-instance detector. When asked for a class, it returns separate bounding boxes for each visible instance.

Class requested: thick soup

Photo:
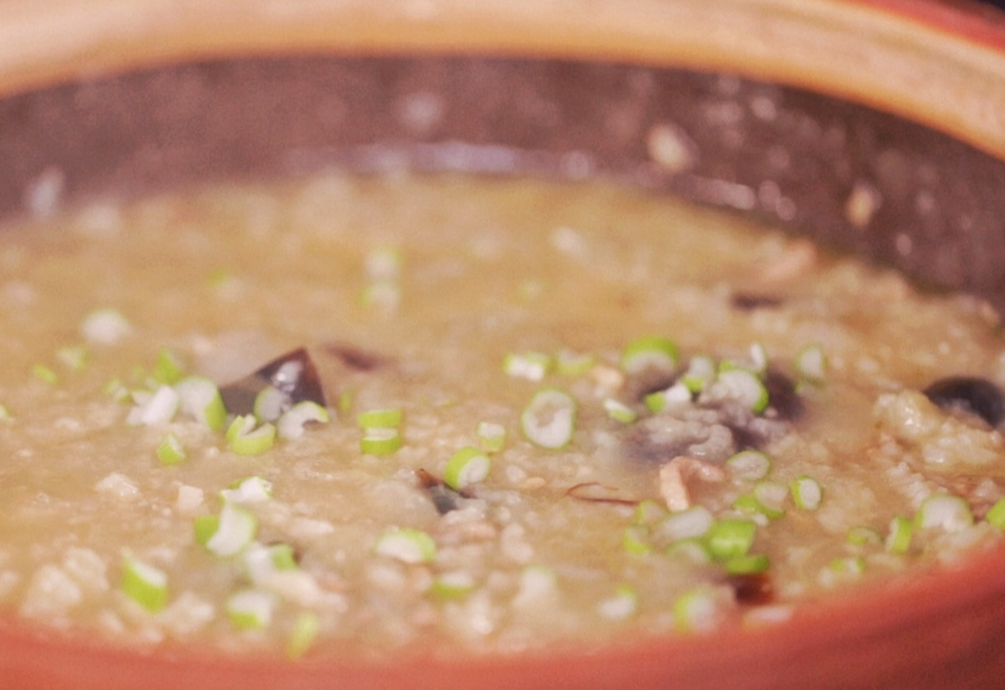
[1,173,1004,658]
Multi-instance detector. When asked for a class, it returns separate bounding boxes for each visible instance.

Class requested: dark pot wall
[2,55,1005,311]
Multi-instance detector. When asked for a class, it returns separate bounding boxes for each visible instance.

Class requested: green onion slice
[152,348,186,385]
[227,419,277,456]
[597,583,639,620]
[80,307,133,345]
[714,368,769,414]
[644,382,692,413]
[705,519,757,560]
[673,586,723,634]
[120,554,169,613]
[444,446,491,491]
[476,421,507,452]
[226,589,277,630]
[254,385,291,423]
[221,476,273,505]
[127,385,180,426]
[556,349,596,377]
[175,376,228,431]
[360,427,403,456]
[31,363,58,385]
[503,351,552,381]
[726,450,772,483]
[374,527,437,564]
[681,355,716,393]
[198,503,258,557]
[725,553,771,575]
[885,515,914,555]
[156,433,186,466]
[846,525,883,547]
[752,481,788,519]
[286,612,321,660]
[620,336,679,374]
[431,571,477,600]
[790,475,823,511]
[655,505,715,544]
[622,525,653,556]
[56,345,89,372]
[795,343,827,383]
[521,388,577,449]
[278,401,331,440]
[356,407,403,429]
[915,494,974,533]
[987,497,1005,531]
[244,542,299,585]
[603,398,638,424]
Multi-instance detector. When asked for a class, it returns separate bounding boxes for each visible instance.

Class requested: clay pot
[2,1,1005,688]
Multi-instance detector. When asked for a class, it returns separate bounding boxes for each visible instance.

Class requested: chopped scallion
[356,407,403,429]
[503,351,552,381]
[555,349,596,377]
[790,475,823,511]
[155,433,186,466]
[987,497,1005,531]
[846,525,883,547]
[374,527,437,564]
[915,494,973,533]
[725,553,771,575]
[253,385,291,423]
[726,450,772,482]
[277,401,330,440]
[80,307,132,346]
[360,427,402,456]
[221,476,273,505]
[885,515,913,555]
[476,421,506,452]
[31,363,58,385]
[521,388,577,449]
[644,382,692,413]
[197,503,258,557]
[597,583,638,620]
[714,368,769,414]
[673,586,723,634]
[227,418,277,456]
[681,355,716,393]
[127,385,180,426]
[622,525,653,556]
[795,343,827,383]
[431,571,476,600]
[226,589,277,630]
[174,376,227,431]
[620,336,679,374]
[286,612,320,660]
[603,398,638,424]
[120,554,168,613]
[444,446,491,491]
[705,519,757,560]
[655,505,714,544]
[152,348,186,385]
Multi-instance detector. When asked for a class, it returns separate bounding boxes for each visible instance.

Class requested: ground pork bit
[659,455,727,511]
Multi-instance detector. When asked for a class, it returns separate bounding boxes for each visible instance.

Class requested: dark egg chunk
[923,376,1005,428]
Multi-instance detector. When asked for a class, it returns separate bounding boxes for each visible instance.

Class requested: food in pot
[1,173,1003,658]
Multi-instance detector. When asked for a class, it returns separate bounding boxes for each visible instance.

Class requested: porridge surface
[0,173,1004,658]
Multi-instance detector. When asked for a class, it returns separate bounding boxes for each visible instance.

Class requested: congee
[1,173,1004,658]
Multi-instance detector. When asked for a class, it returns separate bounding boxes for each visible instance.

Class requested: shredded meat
[659,455,726,511]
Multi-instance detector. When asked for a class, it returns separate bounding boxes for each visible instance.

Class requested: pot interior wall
[2,55,1004,310]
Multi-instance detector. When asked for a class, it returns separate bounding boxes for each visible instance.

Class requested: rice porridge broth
[1,173,1004,657]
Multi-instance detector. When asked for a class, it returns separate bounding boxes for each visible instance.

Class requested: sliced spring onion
[705,519,757,560]
[915,494,974,533]
[597,583,639,620]
[829,556,865,577]
[120,554,168,613]
[521,388,577,449]
[644,382,692,413]
[360,427,402,456]
[794,343,827,383]
[752,481,788,519]
[0,404,13,424]
[655,505,715,544]
[80,307,132,345]
[359,280,401,311]
[221,476,273,505]
[724,553,771,575]
[431,571,476,600]
[714,368,769,414]
[444,446,491,491]
[665,538,713,564]
[253,385,291,423]
[555,349,596,377]
[127,385,180,426]
[603,398,638,424]
[286,612,321,660]
[503,351,552,381]
[244,542,299,585]
[374,527,437,564]
[620,336,679,374]
[726,450,772,483]
[885,515,914,555]
[356,407,403,429]
[681,355,716,393]
[365,245,403,280]
[476,421,507,452]
[278,401,331,440]
[196,503,258,557]
[622,525,653,556]
[227,418,277,456]
[174,376,228,431]
[673,586,723,634]
[156,433,186,466]
[103,377,131,403]
[987,497,1005,531]
[226,589,277,630]
[152,348,186,385]
[846,525,883,547]
[31,363,58,385]
[790,475,823,511]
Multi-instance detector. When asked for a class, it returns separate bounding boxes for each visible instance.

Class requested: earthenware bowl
[2,1,1005,688]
